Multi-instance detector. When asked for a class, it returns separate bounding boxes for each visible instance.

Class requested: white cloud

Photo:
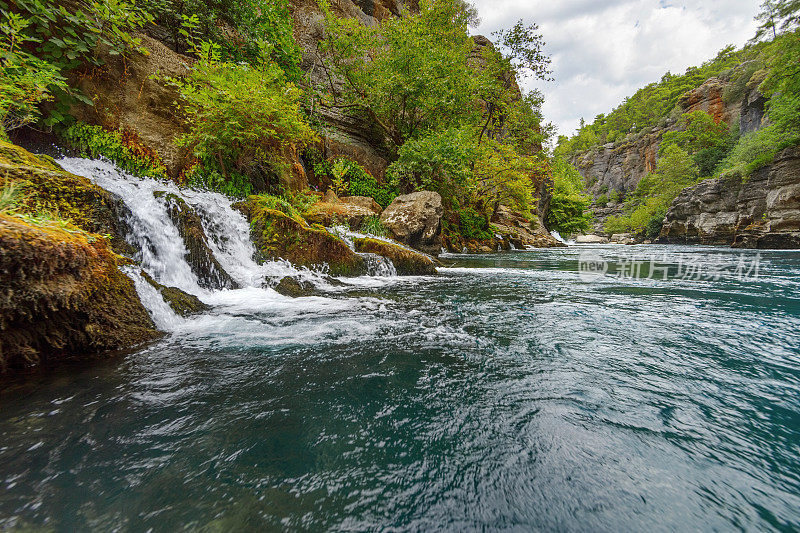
[470,0,761,137]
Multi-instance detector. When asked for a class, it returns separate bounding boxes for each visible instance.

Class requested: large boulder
[155,192,238,290]
[0,214,161,373]
[237,196,367,277]
[379,191,443,255]
[353,237,437,276]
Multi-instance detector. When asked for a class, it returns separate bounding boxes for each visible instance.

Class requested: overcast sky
[469,0,762,138]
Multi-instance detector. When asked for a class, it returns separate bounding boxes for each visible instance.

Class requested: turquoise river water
[1,245,799,531]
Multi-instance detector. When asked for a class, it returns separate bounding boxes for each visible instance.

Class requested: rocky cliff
[572,78,766,198]
[659,147,800,248]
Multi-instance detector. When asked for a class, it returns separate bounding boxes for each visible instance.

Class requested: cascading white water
[56,158,401,330]
[550,230,574,245]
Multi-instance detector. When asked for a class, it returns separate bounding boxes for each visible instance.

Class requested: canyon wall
[572,78,766,198]
[659,147,800,248]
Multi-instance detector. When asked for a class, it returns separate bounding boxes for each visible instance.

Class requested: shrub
[170,53,316,194]
[457,205,493,240]
[596,194,609,208]
[359,216,388,237]
[0,12,67,136]
[0,0,152,126]
[546,158,592,235]
[316,157,399,208]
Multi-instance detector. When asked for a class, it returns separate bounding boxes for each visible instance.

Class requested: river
[1,160,799,531]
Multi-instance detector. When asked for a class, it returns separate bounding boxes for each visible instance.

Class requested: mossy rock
[154,191,238,290]
[273,276,319,298]
[0,214,161,374]
[0,140,134,255]
[353,237,437,276]
[140,270,210,316]
[236,196,366,277]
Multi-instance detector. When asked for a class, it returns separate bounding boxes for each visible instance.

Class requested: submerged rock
[237,196,367,277]
[0,140,134,254]
[353,237,437,276]
[273,276,319,298]
[154,192,239,290]
[0,214,161,374]
[660,147,800,248]
[380,191,443,255]
[140,270,210,316]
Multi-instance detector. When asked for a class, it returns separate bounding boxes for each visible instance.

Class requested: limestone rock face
[73,35,193,178]
[572,77,767,204]
[660,147,800,248]
[0,215,160,374]
[379,191,443,255]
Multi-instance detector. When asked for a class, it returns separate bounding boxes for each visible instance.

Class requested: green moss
[241,196,366,277]
[354,237,437,276]
[140,271,210,316]
[0,213,160,373]
[0,140,133,254]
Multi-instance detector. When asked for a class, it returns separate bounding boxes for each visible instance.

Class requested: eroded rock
[237,196,367,277]
[353,237,437,275]
[0,214,160,373]
[155,192,238,290]
[660,147,800,248]
[140,270,210,316]
[379,191,443,255]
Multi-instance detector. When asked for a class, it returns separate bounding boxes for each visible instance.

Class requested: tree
[755,0,800,40]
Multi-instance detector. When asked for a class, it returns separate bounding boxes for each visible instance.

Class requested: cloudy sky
[470,0,762,138]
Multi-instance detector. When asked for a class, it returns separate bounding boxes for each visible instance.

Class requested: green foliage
[716,28,800,179]
[716,126,789,179]
[253,194,301,220]
[0,11,67,136]
[457,205,493,240]
[660,111,731,156]
[170,53,316,195]
[0,0,152,126]
[62,123,169,179]
[607,145,699,237]
[316,157,399,208]
[142,0,301,76]
[754,0,800,40]
[596,193,609,208]
[359,216,388,237]
[320,0,480,149]
[546,158,592,235]
[0,180,24,213]
[281,189,319,214]
[319,0,552,241]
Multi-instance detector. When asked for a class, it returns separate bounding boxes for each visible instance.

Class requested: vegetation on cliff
[561,1,800,238]
[318,0,558,239]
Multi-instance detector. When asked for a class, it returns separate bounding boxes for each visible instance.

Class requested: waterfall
[56,158,398,328]
[550,231,574,245]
